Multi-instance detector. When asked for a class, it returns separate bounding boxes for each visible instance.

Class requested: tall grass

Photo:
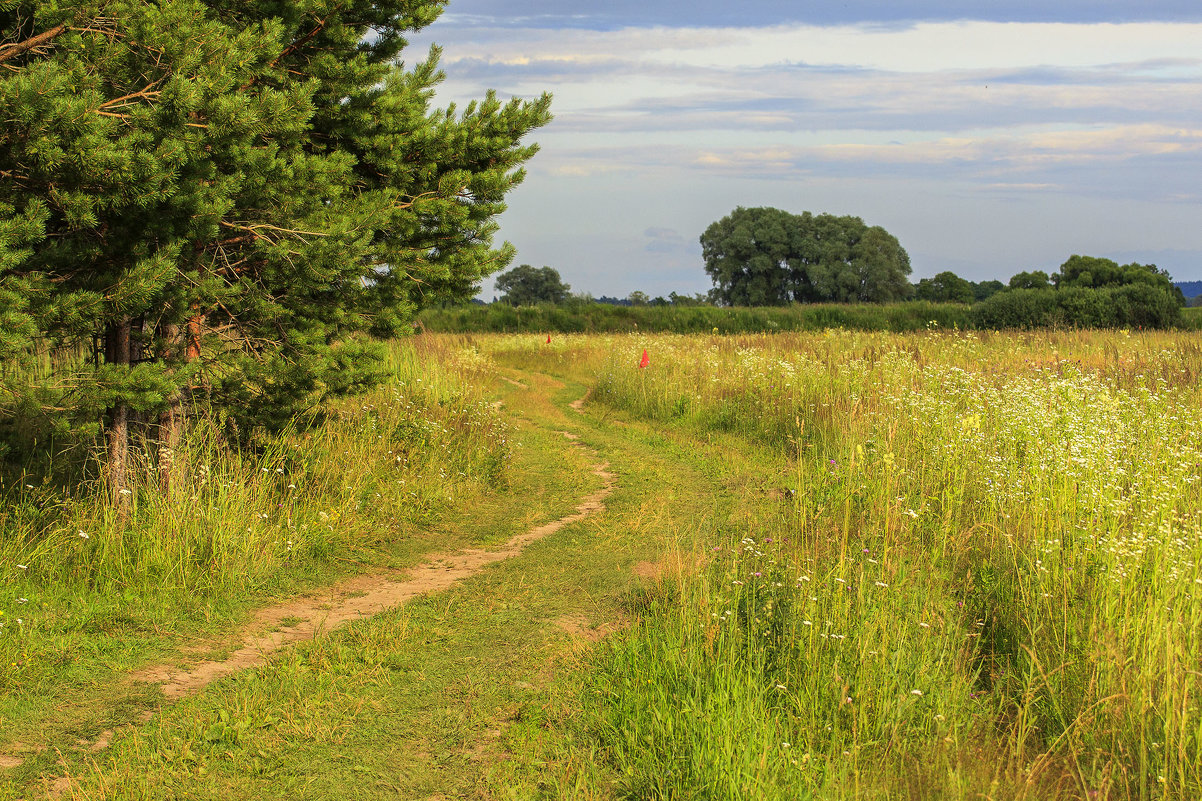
[488,330,1202,799]
[0,336,512,690]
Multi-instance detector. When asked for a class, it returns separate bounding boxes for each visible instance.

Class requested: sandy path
[134,438,613,699]
[3,428,613,782]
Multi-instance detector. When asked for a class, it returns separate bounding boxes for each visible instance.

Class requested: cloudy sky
[406,1,1202,299]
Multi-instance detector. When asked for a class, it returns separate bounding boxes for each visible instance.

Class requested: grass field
[0,336,572,795]
[480,329,1202,799]
[3,329,1201,799]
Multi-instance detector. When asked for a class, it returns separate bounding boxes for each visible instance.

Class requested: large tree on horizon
[0,0,551,507]
[700,207,912,306]
[494,264,571,305]
[915,271,976,304]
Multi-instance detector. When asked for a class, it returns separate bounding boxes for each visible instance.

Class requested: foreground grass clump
[0,336,511,692]
[589,538,973,799]
[486,330,1202,799]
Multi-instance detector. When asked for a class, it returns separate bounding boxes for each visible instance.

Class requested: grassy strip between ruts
[23,367,778,799]
[0,340,594,797]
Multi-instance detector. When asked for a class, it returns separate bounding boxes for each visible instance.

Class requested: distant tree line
[1177,281,1202,305]
[973,255,1185,329]
[489,207,1186,329]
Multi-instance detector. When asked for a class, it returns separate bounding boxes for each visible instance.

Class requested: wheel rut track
[1,389,613,787]
[134,439,612,700]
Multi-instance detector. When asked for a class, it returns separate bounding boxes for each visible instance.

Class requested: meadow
[479,329,1202,799]
[3,328,1201,799]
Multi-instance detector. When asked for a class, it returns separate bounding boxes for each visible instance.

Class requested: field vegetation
[479,329,1202,799]
[421,300,978,334]
[4,328,1201,799]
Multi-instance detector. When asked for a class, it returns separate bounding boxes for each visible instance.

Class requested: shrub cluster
[421,301,974,334]
[423,289,1185,334]
[973,285,1182,329]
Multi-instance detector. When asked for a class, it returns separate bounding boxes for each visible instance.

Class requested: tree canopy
[0,0,551,503]
[494,264,570,305]
[1009,270,1053,290]
[1055,255,1179,295]
[973,255,1184,329]
[973,280,1006,301]
[914,271,975,304]
[700,207,912,306]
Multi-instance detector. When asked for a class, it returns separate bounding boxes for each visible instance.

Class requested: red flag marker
[546,334,551,344]
[638,349,649,368]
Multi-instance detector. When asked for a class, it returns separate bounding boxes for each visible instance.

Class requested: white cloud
[426,21,1202,74]
[405,17,1202,292]
[421,21,1202,141]
[532,124,1202,186]
[812,124,1202,166]
[983,182,1061,191]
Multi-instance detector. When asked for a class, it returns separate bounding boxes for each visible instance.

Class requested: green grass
[0,336,555,796]
[478,330,1202,800]
[25,365,769,799]
[6,330,1202,799]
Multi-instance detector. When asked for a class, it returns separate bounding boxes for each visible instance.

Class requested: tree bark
[0,24,67,64]
[106,317,132,519]
[186,311,202,361]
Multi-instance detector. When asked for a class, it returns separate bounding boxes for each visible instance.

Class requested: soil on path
[2,417,614,781]
[132,434,613,699]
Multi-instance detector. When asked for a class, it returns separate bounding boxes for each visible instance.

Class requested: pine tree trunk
[157,322,182,496]
[187,301,202,362]
[106,318,132,519]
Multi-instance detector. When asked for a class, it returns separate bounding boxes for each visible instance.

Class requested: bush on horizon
[420,301,974,334]
[422,291,1186,334]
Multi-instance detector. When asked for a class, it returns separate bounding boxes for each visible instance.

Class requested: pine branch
[395,190,439,210]
[219,221,330,239]
[241,8,344,89]
[268,15,333,71]
[0,24,67,64]
[93,108,207,128]
[97,81,163,110]
[197,233,256,253]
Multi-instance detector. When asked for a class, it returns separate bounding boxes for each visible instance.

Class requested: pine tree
[3,0,308,507]
[0,0,552,508]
